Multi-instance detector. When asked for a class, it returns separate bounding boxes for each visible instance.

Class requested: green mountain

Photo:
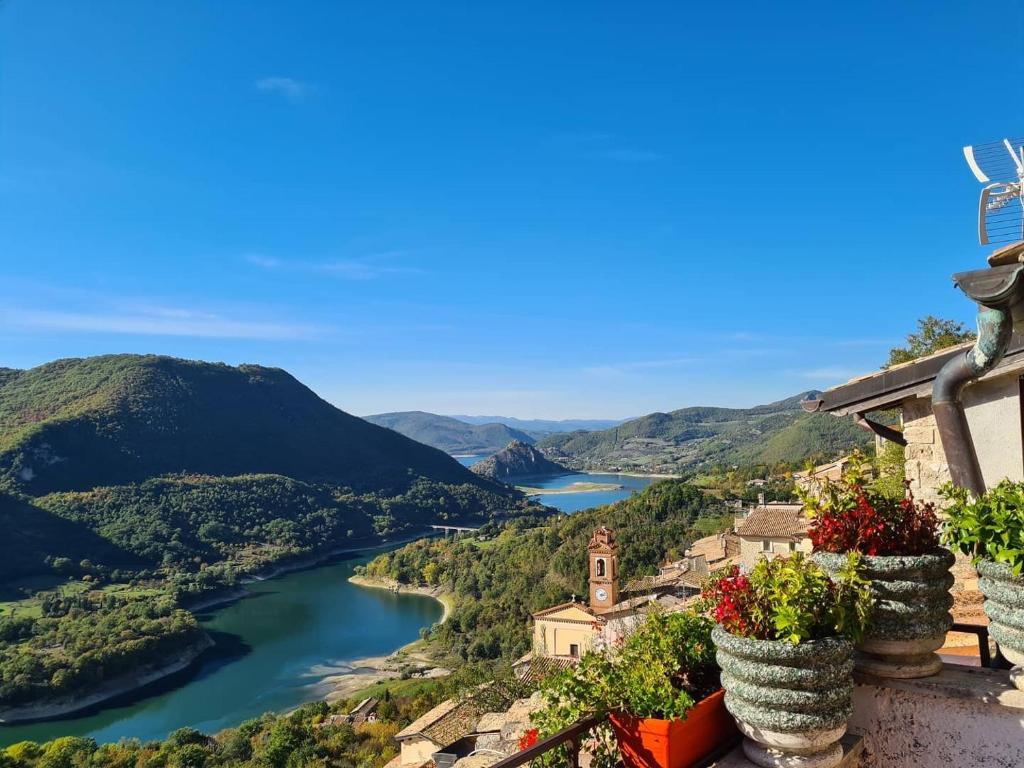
[536,391,870,473]
[471,440,569,481]
[365,411,535,455]
[0,355,526,582]
[0,355,532,713]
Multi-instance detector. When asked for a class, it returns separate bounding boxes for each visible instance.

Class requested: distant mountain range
[471,440,570,482]
[450,415,626,435]
[536,391,870,473]
[365,411,536,455]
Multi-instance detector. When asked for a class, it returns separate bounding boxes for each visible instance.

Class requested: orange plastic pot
[608,689,737,768]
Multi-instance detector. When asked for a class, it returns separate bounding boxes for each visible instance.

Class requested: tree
[886,316,976,368]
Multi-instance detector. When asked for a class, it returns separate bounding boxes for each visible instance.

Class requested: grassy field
[0,579,166,617]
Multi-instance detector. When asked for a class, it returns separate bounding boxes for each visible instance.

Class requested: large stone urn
[814,550,954,678]
[977,559,1024,690]
[712,626,853,768]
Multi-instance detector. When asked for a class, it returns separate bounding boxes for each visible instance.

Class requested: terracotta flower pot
[814,549,954,678]
[608,689,737,768]
[977,558,1024,690]
[712,626,853,768]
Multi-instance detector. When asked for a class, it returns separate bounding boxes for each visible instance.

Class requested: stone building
[803,334,1024,627]
[734,502,810,570]
[804,334,1024,507]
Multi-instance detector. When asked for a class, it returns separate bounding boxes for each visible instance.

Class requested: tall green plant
[941,480,1024,575]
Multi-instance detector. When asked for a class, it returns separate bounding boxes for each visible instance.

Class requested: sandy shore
[517,481,623,496]
[0,634,215,725]
[321,576,455,701]
[347,575,453,624]
[585,470,681,479]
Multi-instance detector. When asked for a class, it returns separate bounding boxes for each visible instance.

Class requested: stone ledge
[851,663,1024,767]
[708,734,863,767]
[854,662,1024,709]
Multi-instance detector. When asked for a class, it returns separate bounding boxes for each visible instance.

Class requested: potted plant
[532,610,737,768]
[704,553,872,768]
[802,456,955,678]
[942,480,1024,690]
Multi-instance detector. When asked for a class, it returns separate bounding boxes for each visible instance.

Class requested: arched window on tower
[596,558,606,577]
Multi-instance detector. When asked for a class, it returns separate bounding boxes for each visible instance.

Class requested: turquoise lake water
[525,472,656,512]
[0,550,441,747]
[0,459,661,746]
[454,455,656,513]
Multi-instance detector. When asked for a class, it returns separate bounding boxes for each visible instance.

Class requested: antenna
[963,136,1024,247]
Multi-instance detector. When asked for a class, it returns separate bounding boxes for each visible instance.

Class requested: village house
[391,698,482,768]
[804,334,1024,507]
[734,501,810,570]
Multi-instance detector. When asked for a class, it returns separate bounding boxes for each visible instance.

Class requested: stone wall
[901,396,950,508]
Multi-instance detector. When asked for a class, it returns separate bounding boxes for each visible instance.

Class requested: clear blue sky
[2,2,1022,419]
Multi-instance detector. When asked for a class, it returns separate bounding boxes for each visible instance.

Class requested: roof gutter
[933,264,1024,495]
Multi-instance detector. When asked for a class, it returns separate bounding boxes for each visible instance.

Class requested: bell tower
[588,526,619,611]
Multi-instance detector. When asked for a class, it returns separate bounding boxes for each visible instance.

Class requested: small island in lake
[470,440,570,482]
[516,481,624,496]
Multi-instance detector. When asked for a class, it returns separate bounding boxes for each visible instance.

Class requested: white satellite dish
[963,137,1024,246]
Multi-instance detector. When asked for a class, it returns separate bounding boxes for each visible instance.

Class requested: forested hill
[361,479,729,662]
[0,356,531,712]
[365,411,535,455]
[0,355,496,496]
[471,440,569,481]
[536,390,869,473]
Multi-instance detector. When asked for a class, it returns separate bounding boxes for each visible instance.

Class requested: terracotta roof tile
[736,504,808,539]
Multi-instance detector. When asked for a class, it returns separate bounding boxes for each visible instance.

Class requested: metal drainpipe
[932,306,1013,495]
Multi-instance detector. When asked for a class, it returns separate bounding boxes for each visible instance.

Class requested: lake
[455,456,658,513]
[524,472,657,513]
[0,549,441,747]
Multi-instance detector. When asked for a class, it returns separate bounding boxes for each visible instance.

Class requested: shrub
[801,454,940,556]
[703,553,872,644]
[941,480,1024,575]
[532,611,720,768]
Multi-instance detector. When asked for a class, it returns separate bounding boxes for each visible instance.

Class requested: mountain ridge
[0,355,493,496]
[364,411,535,455]
[536,389,868,473]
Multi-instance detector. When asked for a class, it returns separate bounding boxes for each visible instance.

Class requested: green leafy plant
[941,480,1024,576]
[703,552,872,644]
[531,611,720,768]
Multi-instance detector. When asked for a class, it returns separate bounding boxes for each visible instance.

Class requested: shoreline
[347,575,453,625]
[184,531,438,612]
[517,481,623,496]
[0,534,436,727]
[0,634,215,725]
[585,470,680,479]
[326,575,455,701]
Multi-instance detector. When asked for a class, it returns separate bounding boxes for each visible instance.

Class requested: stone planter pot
[977,558,1024,690]
[712,626,853,768]
[813,549,955,678]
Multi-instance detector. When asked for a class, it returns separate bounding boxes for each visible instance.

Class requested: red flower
[808,484,939,556]
[519,729,539,752]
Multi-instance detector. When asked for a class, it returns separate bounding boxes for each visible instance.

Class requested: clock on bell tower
[588,526,619,611]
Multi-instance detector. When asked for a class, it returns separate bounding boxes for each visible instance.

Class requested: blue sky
[2,2,1023,419]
